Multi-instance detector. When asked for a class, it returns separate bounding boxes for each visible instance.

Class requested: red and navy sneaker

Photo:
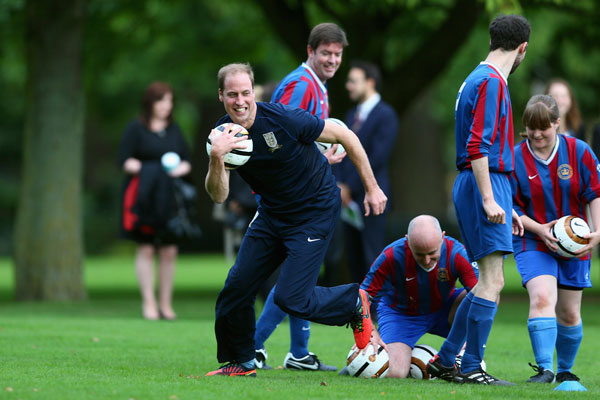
[350,289,373,349]
[427,354,456,382]
[205,363,257,377]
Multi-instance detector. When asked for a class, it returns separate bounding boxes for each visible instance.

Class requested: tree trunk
[13,0,86,300]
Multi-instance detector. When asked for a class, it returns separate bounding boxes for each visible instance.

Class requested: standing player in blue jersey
[352,215,478,378]
[205,63,387,377]
[254,22,347,372]
[427,14,528,386]
[512,95,600,385]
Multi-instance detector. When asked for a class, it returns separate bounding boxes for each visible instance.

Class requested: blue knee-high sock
[527,317,556,372]
[254,287,287,350]
[460,296,497,373]
[556,322,583,373]
[289,316,310,358]
[438,291,474,367]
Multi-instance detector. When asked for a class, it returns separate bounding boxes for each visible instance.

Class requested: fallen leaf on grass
[450,390,456,395]
[169,395,178,399]
[92,337,100,342]
[381,392,386,396]
[5,387,13,392]
[33,388,39,392]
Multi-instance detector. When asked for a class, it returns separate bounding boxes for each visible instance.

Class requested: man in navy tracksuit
[205,63,387,377]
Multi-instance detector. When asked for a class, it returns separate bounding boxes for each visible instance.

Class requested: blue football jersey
[512,135,600,257]
[360,236,478,316]
[455,63,514,172]
[216,102,337,219]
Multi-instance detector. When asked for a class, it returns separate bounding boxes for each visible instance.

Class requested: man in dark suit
[337,60,399,283]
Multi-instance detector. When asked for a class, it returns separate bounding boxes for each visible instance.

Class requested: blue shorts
[515,251,592,289]
[453,170,513,261]
[377,288,464,348]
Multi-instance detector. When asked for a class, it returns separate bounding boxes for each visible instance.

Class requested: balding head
[406,215,445,271]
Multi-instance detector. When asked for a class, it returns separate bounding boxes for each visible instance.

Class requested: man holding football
[205,62,387,377]
[253,22,348,372]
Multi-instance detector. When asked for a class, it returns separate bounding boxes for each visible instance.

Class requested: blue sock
[438,291,474,367]
[254,286,287,350]
[527,317,556,372]
[460,296,497,373]
[239,360,255,369]
[289,316,310,358]
[556,322,582,373]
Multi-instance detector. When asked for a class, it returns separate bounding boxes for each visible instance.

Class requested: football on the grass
[409,344,437,379]
[346,345,389,378]
[551,215,590,257]
[206,123,253,169]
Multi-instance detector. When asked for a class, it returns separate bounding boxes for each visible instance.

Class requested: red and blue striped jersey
[512,135,600,257]
[455,62,514,172]
[271,63,329,119]
[360,236,478,316]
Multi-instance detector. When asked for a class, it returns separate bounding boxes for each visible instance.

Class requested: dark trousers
[214,206,359,364]
[344,213,386,284]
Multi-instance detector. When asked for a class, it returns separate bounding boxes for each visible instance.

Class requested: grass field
[1,254,600,399]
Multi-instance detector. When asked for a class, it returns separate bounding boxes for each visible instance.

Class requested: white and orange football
[551,215,590,258]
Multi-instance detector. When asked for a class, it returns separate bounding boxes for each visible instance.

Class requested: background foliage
[1,0,600,257]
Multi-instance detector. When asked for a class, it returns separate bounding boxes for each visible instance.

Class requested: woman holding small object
[118,81,192,320]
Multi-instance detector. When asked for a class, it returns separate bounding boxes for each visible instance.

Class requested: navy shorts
[453,170,513,261]
[377,288,464,348]
[515,251,592,289]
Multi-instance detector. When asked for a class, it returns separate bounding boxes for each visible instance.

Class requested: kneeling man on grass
[344,215,478,378]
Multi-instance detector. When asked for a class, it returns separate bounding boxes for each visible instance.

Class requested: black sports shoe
[254,348,273,370]
[427,354,456,382]
[454,368,515,386]
[526,363,555,383]
[205,362,257,377]
[556,371,580,382]
[283,352,338,371]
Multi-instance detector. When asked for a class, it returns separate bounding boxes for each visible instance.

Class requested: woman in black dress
[118,82,192,320]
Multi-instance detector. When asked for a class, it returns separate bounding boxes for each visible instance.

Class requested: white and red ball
[206,123,253,169]
[346,345,389,378]
[409,344,437,379]
[551,215,590,257]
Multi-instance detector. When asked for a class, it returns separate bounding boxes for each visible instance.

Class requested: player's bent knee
[272,292,304,316]
[558,311,581,326]
[386,364,410,379]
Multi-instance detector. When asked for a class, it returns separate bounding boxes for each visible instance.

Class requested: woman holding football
[512,94,600,385]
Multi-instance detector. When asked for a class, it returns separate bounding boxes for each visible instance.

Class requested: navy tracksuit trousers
[214,204,359,364]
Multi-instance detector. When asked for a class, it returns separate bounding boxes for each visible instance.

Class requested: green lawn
[1,254,599,399]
